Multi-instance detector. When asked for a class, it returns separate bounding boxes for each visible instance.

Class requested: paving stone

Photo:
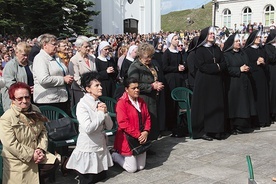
[49,124,276,184]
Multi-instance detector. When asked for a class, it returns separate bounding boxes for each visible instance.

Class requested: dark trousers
[39,159,59,184]
[78,170,107,184]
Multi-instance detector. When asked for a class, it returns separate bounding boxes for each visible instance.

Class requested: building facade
[89,0,161,35]
[213,0,275,31]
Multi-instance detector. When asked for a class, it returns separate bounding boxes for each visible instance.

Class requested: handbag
[45,117,77,141]
[125,133,152,156]
[124,109,151,156]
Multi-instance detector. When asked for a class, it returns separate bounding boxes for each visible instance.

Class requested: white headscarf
[166,33,176,47]
[126,45,138,62]
[98,41,111,57]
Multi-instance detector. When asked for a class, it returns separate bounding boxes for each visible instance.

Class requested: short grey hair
[39,34,57,48]
[74,35,90,48]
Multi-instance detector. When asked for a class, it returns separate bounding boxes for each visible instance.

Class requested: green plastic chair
[246,155,257,184]
[171,87,193,138]
[39,105,79,153]
[71,105,78,124]
[99,96,118,136]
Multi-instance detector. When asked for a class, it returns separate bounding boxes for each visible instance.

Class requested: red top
[113,92,151,156]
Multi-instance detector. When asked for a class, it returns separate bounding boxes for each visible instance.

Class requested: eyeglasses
[14,95,31,101]
[49,42,58,46]
[59,45,68,48]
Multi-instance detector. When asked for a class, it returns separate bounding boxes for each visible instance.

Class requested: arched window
[242,7,252,25]
[223,9,231,28]
[264,5,275,26]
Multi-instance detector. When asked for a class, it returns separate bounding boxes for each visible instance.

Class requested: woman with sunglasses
[1,42,34,111]
[0,82,59,184]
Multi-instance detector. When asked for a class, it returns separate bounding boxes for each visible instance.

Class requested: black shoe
[201,134,213,141]
[231,129,238,135]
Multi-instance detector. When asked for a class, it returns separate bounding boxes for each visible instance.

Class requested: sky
[161,0,212,15]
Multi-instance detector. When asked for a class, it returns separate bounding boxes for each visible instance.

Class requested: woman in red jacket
[112,77,151,173]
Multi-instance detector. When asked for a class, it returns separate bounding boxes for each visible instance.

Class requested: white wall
[215,0,276,29]
[88,0,161,35]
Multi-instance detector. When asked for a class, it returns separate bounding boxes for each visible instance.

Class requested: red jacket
[114,92,151,156]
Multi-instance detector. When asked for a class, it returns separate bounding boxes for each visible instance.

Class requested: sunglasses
[14,95,31,101]
[178,45,183,47]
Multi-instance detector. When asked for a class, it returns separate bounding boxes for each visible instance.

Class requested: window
[264,5,275,26]
[242,7,252,25]
[223,9,231,28]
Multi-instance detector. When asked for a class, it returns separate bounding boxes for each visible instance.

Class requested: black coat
[191,44,227,138]
[120,58,132,79]
[128,59,162,140]
[243,46,270,126]
[186,51,197,90]
[224,50,256,119]
[265,44,276,114]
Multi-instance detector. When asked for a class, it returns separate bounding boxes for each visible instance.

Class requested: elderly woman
[128,42,164,142]
[1,42,33,111]
[112,77,151,173]
[95,41,118,97]
[69,35,97,108]
[56,39,70,67]
[120,45,138,80]
[191,26,227,141]
[66,71,113,183]
[0,82,58,184]
[223,34,256,134]
[33,34,73,114]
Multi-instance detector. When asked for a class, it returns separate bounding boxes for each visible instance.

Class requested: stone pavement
[50,124,276,184]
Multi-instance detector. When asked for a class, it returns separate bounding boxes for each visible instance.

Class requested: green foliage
[161,2,213,32]
[0,0,99,38]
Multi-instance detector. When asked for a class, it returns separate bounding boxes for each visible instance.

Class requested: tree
[0,0,99,38]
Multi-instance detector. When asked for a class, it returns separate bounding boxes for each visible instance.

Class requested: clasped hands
[33,148,45,164]
[106,66,115,74]
[256,57,265,65]
[240,64,250,72]
[178,64,185,72]
[152,81,164,91]
[64,75,74,85]
[97,102,108,113]
[138,131,148,144]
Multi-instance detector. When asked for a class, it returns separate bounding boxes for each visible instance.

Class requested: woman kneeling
[112,77,151,173]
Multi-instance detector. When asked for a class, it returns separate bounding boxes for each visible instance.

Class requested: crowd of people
[0,23,276,183]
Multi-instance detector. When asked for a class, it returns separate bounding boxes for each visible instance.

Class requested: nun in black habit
[243,30,270,127]
[162,33,187,130]
[264,30,276,122]
[186,36,199,90]
[223,33,256,134]
[191,26,227,141]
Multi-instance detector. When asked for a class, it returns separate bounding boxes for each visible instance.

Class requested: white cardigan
[33,49,68,103]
